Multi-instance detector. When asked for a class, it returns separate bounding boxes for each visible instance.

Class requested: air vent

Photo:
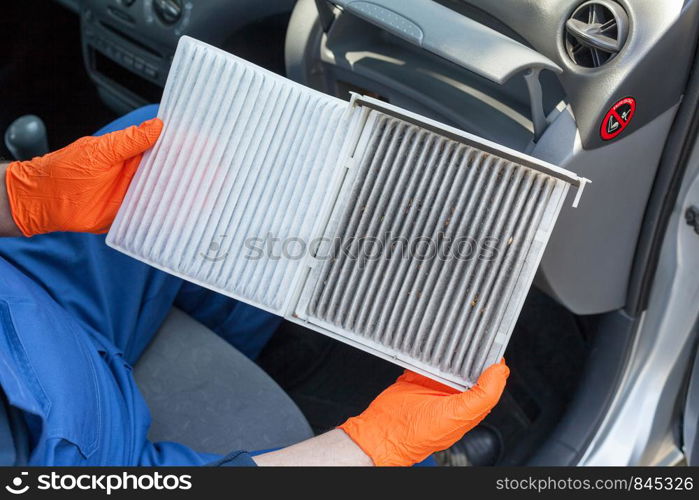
[108,37,588,389]
[565,0,628,68]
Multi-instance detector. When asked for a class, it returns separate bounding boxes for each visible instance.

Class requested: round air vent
[565,0,629,68]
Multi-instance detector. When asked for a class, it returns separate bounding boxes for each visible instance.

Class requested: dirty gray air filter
[108,37,588,389]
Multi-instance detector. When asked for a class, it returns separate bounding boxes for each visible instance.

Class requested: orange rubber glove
[5,118,163,236]
[339,360,509,466]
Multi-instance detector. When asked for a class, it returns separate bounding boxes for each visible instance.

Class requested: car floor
[258,288,589,465]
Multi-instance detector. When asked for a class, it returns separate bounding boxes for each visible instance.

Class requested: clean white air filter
[108,36,588,389]
[109,37,363,313]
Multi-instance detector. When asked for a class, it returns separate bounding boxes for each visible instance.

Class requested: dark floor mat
[0,1,117,160]
[258,322,403,434]
[495,289,588,464]
[258,288,589,462]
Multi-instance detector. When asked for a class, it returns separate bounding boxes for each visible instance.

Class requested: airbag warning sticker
[601,97,636,141]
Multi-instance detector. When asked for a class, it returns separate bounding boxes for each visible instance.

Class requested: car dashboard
[285,0,699,315]
[53,0,699,316]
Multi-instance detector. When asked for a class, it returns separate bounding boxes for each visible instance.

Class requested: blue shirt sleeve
[207,451,257,467]
[137,441,255,466]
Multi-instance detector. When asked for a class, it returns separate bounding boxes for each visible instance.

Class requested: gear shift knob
[4,115,49,161]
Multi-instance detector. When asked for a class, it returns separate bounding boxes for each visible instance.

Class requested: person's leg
[0,105,178,363]
[93,104,160,135]
[175,283,282,360]
[0,234,181,365]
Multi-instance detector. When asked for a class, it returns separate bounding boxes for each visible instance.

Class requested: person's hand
[339,360,509,466]
[4,118,163,236]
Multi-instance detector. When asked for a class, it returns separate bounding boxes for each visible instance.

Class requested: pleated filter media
[108,37,588,389]
[108,37,362,313]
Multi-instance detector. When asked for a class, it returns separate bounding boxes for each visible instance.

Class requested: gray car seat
[133,308,313,455]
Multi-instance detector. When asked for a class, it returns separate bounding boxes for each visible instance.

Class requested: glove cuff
[339,417,414,467]
[4,161,36,237]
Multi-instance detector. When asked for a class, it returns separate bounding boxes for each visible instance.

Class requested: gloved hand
[5,118,163,236]
[339,360,509,466]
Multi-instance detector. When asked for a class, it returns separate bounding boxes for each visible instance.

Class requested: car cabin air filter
[108,37,588,389]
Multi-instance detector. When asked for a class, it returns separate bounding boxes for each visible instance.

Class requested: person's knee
[94,104,160,136]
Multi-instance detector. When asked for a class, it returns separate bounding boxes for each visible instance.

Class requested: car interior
[2,0,698,465]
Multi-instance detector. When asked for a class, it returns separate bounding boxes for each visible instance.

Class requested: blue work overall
[0,105,281,465]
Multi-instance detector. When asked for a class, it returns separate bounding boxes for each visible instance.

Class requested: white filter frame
[108,36,588,390]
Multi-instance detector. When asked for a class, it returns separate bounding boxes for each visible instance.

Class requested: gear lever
[4,115,49,161]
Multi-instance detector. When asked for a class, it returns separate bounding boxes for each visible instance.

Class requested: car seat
[133,308,314,455]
